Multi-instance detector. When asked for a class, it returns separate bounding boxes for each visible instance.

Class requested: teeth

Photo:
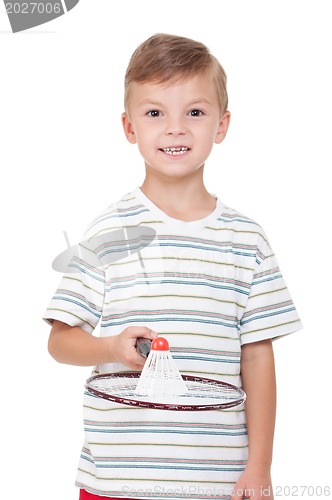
[162,147,189,155]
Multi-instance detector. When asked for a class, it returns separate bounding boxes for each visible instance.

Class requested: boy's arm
[48,320,156,369]
[231,339,276,500]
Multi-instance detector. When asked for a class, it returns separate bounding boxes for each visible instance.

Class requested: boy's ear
[215,111,231,144]
[122,112,137,144]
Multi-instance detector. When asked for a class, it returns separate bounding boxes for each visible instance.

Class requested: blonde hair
[124,33,228,116]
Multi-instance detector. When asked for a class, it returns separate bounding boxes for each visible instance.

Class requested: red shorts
[80,490,133,500]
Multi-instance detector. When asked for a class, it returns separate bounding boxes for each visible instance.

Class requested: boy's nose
[164,117,187,136]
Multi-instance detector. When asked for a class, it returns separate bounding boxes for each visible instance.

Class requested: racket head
[85,372,246,411]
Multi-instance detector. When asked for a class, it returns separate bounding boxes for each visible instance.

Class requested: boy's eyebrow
[137,99,164,107]
[137,98,213,107]
[187,98,213,106]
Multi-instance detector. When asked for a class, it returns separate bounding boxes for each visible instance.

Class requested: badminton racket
[135,337,152,358]
[86,337,246,411]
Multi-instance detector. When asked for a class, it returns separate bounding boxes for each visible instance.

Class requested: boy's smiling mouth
[160,147,190,156]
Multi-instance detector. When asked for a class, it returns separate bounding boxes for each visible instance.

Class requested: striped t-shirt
[43,187,303,500]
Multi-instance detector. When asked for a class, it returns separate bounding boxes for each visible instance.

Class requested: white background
[1,1,331,498]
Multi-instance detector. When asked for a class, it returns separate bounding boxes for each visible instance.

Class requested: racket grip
[136,337,152,358]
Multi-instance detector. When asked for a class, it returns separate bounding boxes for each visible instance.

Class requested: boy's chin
[144,166,204,182]
[145,161,204,177]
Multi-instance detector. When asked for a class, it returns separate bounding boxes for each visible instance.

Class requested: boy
[44,34,302,500]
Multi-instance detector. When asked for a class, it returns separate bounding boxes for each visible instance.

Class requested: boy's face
[122,74,230,180]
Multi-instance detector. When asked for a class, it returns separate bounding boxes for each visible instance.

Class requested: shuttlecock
[135,337,187,397]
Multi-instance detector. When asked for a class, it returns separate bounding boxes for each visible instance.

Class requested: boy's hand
[231,466,273,499]
[48,321,157,368]
[110,326,157,370]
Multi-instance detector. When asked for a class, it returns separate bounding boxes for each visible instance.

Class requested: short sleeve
[239,231,303,345]
[42,242,106,334]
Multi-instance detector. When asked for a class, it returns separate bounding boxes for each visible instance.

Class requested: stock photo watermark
[52,227,157,274]
[3,0,79,32]
[122,484,332,498]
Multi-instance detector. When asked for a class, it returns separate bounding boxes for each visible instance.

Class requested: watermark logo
[52,227,157,274]
[3,0,79,33]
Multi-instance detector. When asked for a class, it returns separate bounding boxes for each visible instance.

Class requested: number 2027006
[275,485,330,496]
[5,3,62,14]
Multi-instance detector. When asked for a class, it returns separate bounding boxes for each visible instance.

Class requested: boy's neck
[139,178,217,222]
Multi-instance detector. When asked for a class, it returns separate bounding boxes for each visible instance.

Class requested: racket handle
[136,337,152,358]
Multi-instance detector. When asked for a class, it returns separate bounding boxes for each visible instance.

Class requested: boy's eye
[147,110,160,117]
[189,109,204,117]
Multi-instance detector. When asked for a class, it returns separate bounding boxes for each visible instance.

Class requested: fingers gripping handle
[136,337,152,358]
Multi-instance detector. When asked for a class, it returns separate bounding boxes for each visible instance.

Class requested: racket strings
[85,337,246,410]
[89,375,243,404]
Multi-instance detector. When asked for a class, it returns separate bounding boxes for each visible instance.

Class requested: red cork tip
[151,337,169,351]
